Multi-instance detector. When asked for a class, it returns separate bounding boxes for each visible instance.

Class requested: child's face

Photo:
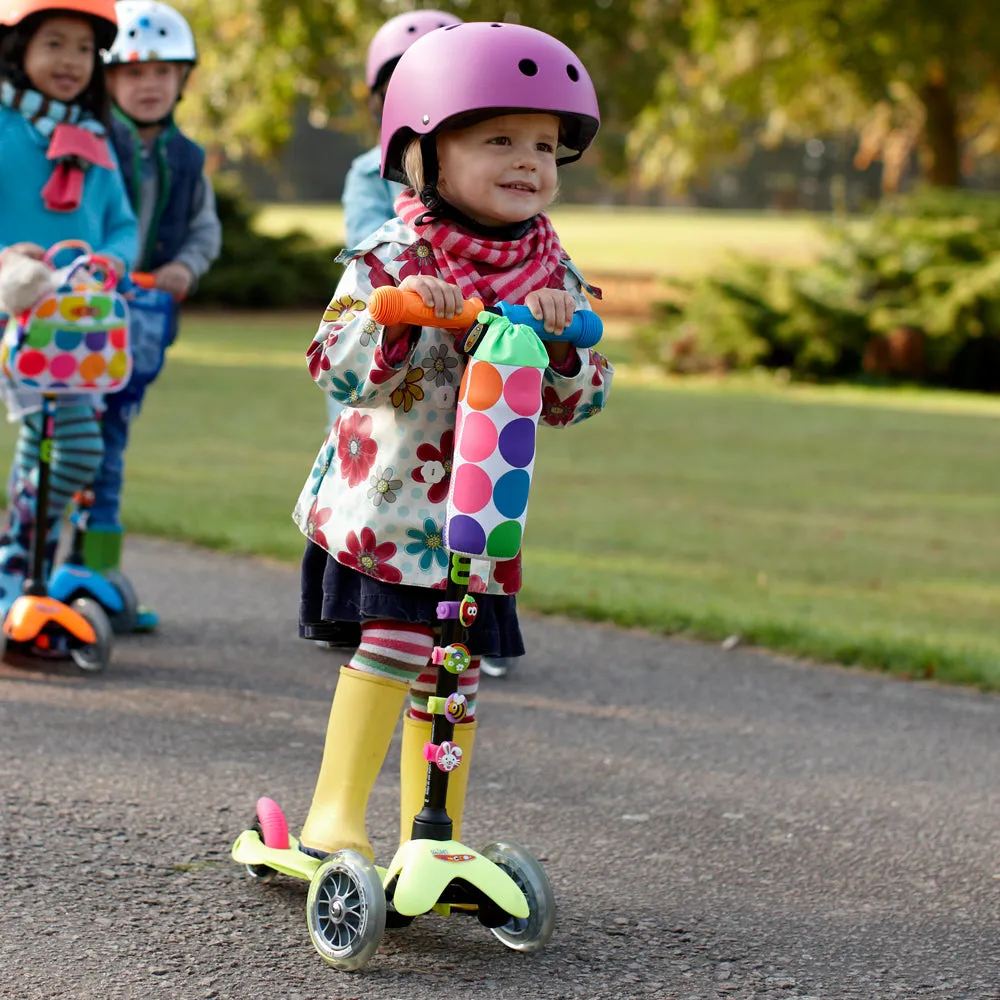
[23,16,95,103]
[107,62,185,123]
[436,113,560,228]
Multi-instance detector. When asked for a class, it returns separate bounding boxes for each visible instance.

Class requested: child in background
[292,22,612,861]
[342,9,461,250]
[0,0,137,612]
[88,0,220,630]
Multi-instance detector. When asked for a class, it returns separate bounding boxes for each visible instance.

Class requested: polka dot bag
[1,249,131,395]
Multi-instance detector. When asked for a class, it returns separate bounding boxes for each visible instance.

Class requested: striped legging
[0,403,104,576]
[348,619,480,723]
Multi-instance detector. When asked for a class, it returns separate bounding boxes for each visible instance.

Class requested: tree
[174,0,683,175]
[175,1,997,192]
[628,0,1000,191]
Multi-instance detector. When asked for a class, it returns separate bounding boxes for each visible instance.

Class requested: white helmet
[104,0,196,65]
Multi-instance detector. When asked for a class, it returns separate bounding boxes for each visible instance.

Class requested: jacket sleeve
[173,173,222,284]
[97,159,139,272]
[538,263,614,429]
[306,246,421,408]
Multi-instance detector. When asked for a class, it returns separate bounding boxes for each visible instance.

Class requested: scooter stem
[24,394,56,597]
[409,552,472,841]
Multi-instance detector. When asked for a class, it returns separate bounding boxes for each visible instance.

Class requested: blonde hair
[402,138,426,191]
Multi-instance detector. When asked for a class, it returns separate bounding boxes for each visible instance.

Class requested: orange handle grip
[368,286,483,330]
[130,272,157,289]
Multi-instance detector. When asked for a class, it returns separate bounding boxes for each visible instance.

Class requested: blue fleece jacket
[342,144,405,248]
[0,106,138,267]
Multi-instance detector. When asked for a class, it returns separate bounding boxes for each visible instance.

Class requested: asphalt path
[1,538,997,1000]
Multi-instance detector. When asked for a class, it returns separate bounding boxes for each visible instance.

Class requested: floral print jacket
[292,217,614,596]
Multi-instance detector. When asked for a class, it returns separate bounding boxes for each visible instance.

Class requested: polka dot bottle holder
[444,314,549,561]
[2,250,132,395]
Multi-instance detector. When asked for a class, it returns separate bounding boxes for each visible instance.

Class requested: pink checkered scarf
[394,191,567,306]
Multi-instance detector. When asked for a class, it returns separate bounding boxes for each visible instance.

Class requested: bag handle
[62,253,120,292]
[41,239,92,269]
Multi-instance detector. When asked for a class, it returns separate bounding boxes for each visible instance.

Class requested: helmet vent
[566,64,580,82]
[518,58,538,77]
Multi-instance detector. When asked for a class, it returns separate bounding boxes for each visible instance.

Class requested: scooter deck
[231,829,323,881]
[232,831,529,921]
[385,839,529,919]
[3,595,96,646]
[48,565,126,615]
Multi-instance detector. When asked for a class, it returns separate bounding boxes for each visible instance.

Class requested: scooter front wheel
[306,850,386,970]
[69,597,113,672]
[480,840,556,953]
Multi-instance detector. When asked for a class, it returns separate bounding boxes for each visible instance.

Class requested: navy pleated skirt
[298,541,525,659]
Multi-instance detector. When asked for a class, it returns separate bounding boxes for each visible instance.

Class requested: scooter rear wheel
[69,597,113,672]
[101,570,139,634]
[480,840,556,953]
[307,850,386,970]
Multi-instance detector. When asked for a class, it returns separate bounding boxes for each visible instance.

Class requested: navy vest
[110,114,206,271]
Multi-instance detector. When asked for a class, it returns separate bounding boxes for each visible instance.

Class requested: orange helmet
[0,0,118,49]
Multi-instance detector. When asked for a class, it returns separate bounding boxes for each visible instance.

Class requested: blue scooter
[48,276,176,633]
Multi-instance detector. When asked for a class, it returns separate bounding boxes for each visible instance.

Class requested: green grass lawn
[256,203,826,277]
[7,313,995,687]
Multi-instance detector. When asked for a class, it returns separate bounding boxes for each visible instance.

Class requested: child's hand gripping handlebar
[127,272,187,304]
[367,286,603,348]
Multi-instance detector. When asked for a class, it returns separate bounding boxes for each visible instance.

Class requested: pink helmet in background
[381,21,600,183]
[365,8,462,92]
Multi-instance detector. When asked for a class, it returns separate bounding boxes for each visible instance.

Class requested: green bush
[191,177,343,309]
[635,189,1000,391]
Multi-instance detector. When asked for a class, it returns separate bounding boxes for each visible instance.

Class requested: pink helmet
[365,8,462,92]
[381,21,600,183]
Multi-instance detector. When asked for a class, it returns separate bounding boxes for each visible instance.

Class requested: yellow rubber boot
[299,666,410,861]
[399,714,477,847]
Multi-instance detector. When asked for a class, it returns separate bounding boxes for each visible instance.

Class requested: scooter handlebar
[368,286,483,330]
[493,301,603,348]
[129,272,157,290]
[366,286,602,347]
